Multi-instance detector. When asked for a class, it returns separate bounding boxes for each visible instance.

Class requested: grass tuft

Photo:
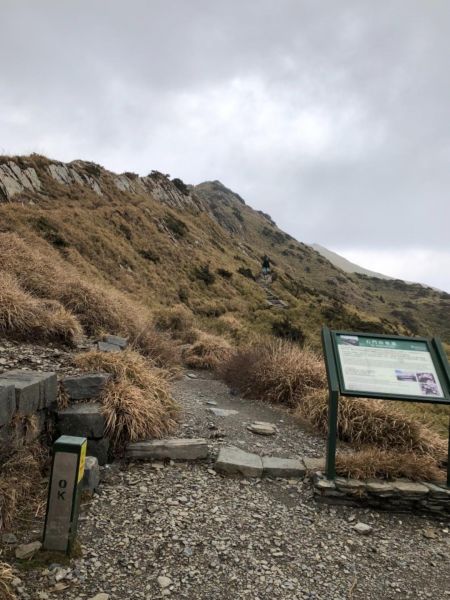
[74,350,179,448]
[0,562,16,600]
[183,332,233,370]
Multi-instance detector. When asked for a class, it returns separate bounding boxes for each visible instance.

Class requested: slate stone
[215,446,263,478]
[366,480,394,495]
[303,456,326,473]
[392,480,429,496]
[207,408,238,417]
[15,540,42,559]
[62,373,111,400]
[103,335,128,349]
[83,456,100,492]
[126,438,209,461]
[0,370,57,413]
[262,456,305,479]
[247,422,277,436]
[0,384,15,426]
[97,341,121,353]
[56,402,105,438]
[352,522,373,535]
[87,438,109,466]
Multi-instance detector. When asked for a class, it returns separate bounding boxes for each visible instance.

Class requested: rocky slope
[1,154,449,346]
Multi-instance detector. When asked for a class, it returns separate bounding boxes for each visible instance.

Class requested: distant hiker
[261,255,271,277]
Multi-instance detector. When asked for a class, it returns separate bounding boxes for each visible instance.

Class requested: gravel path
[17,372,450,600]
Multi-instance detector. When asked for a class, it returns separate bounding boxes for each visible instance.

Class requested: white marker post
[43,435,87,553]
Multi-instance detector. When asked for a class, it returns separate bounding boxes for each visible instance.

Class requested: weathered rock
[215,446,263,478]
[61,373,111,400]
[0,384,15,425]
[366,481,394,495]
[57,403,105,438]
[207,408,238,417]
[157,576,172,589]
[87,438,109,466]
[2,532,18,544]
[392,480,429,496]
[262,456,305,479]
[15,540,42,559]
[126,438,209,461]
[103,335,128,349]
[83,456,101,492]
[186,373,198,379]
[352,522,373,535]
[89,594,110,600]
[303,456,326,473]
[247,422,277,436]
[97,341,122,353]
[0,370,57,413]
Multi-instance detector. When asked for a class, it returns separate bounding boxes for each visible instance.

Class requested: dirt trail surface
[18,372,450,600]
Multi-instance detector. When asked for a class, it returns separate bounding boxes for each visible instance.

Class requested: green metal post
[326,389,339,480]
[321,327,341,481]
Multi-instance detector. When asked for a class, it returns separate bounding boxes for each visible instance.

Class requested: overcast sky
[1,1,449,291]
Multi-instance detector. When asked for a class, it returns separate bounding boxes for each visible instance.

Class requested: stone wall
[313,472,450,518]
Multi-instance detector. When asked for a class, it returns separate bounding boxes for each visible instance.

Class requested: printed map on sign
[336,335,445,398]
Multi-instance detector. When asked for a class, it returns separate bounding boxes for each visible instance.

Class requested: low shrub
[193,263,215,285]
[183,332,233,370]
[154,305,194,335]
[217,268,233,279]
[237,266,255,280]
[74,350,179,448]
[271,316,306,344]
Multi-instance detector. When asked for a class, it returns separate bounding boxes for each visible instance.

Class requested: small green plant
[217,268,233,279]
[163,213,188,237]
[272,317,306,344]
[237,267,255,280]
[193,263,215,285]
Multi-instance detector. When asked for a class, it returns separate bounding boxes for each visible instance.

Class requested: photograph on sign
[335,334,445,398]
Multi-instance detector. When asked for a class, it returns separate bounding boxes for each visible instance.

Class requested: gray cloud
[1,0,449,289]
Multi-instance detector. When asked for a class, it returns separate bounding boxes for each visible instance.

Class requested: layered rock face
[0,156,201,212]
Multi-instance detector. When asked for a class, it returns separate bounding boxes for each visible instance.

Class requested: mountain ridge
[1,154,449,347]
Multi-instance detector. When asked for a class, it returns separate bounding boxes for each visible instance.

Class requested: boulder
[56,403,105,438]
[62,374,111,401]
[103,335,128,349]
[126,438,208,461]
[0,370,57,414]
[215,446,263,478]
[0,384,15,426]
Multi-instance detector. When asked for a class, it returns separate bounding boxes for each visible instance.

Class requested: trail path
[22,372,450,600]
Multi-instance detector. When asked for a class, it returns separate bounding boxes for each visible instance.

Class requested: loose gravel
[13,372,450,599]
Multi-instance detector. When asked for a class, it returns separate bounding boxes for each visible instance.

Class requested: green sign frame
[321,327,450,487]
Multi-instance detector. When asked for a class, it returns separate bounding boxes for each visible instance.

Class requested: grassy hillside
[1,154,449,350]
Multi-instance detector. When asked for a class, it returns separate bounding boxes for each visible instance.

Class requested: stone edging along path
[125,438,450,519]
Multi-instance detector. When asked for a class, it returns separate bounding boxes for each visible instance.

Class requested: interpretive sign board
[43,435,87,553]
[321,327,450,486]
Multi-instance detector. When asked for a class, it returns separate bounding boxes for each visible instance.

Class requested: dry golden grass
[336,448,445,482]
[0,272,81,345]
[220,338,447,480]
[0,442,47,532]
[183,332,233,370]
[0,562,16,600]
[296,389,446,460]
[74,350,179,448]
[220,339,325,405]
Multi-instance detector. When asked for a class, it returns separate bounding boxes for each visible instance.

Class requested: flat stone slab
[262,456,305,479]
[62,373,111,400]
[103,335,128,349]
[392,480,429,496]
[97,341,121,353]
[0,370,57,413]
[366,481,395,494]
[215,446,263,478]
[126,438,209,461]
[247,422,277,436]
[303,456,326,472]
[0,384,15,426]
[207,408,238,417]
[57,402,105,438]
